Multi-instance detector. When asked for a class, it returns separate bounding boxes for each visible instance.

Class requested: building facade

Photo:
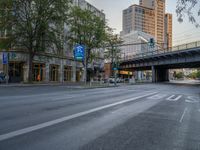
[0,0,105,83]
[122,5,155,37]
[122,0,172,49]
[120,30,155,60]
[140,0,166,47]
[164,13,173,48]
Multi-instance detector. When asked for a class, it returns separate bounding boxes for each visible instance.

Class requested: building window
[64,66,72,82]
[33,63,45,82]
[9,62,24,83]
[76,68,82,82]
[49,65,59,81]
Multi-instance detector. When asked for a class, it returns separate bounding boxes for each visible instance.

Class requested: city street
[0,84,200,150]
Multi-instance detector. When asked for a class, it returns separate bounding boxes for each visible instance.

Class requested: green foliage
[174,72,184,79]
[0,0,71,52]
[176,0,200,27]
[187,71,200,79]
[197,71,200,78]
[67,6,106,65]
[104,27,123,64]
[0,38,11,49]
[0,0,72,82]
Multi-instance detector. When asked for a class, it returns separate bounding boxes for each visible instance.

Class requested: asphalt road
[0,84,200,150]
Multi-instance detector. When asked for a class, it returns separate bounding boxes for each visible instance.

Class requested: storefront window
[8,62,24,83]
[76,68,82,82]
[50,65,59,81]
[33,63,45,82]
[64,66,72,82]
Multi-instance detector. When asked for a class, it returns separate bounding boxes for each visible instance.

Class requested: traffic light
[149,38,155,48]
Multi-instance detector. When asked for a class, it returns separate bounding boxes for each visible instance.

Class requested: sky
[86,0,200,46]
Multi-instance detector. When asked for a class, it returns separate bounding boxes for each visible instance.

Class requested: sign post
[2,52,9,84]
[2,52,8,65]
[73,44,86,84]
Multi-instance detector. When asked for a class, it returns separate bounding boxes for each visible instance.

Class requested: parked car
[108,77,115,83]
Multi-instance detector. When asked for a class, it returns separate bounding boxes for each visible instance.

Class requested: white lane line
[179,108,188,123]
[147,94,168,100]
[166,95,182,101]
[185,96,199,103]
[0,92,157,142]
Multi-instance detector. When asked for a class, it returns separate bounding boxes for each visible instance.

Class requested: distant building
[104,63,112,79]
[122,5,155,38]
[140,0,166,47]
[75,0,105,19]
[122,0,172,49]
[120,31,156,60]
[164,13,173,48]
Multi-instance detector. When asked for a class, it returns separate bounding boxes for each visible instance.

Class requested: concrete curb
[0,83,127,89]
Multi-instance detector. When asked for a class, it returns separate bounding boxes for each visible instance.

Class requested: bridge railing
[123,41,200,61]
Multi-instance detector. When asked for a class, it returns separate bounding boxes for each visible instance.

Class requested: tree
[0,0,71,82]
[197,71,200,78]
[0,0,13,49]
[176,0,200,27]
[174,72,184,79]
[67,6,106,81]
[104,27,123,76]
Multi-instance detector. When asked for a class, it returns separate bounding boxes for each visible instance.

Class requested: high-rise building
[140,0,165,46]
[122,5,155,37]
[165,13,173,48]
[122,0,172,48]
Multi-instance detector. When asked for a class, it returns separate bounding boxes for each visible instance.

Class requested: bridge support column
[152,66,156,83]
[156,68,169,82]
[152,66,169,83]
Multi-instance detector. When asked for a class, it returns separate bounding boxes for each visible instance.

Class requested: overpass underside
[120,46,200,83]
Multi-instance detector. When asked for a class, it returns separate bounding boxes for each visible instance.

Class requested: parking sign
[2,52,8,64]
[74,45,85,61]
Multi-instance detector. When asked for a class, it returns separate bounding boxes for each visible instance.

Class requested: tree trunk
[28,52,34,83]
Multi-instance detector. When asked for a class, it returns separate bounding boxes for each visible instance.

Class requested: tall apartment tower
[122,5,155,36]
[140,0,166,46]
[122,0,172,48]
[165,13,172,48]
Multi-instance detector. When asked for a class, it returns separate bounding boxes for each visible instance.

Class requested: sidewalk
[0,82,125,89]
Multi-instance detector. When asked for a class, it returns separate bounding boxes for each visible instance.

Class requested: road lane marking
[179,108,188,123]
[166,95,182,101]
[185,100,199,103]
[147,94,167,100]
[0,92,157,142]
[185,96,199,103]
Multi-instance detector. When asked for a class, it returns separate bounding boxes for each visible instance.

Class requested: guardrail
[122,41,200,61]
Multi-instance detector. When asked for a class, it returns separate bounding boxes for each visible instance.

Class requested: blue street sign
[2,52,8,64]
[113,68,118,71]
[74,44,85,61]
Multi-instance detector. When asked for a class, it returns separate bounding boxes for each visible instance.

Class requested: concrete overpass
[120,41,200,82]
